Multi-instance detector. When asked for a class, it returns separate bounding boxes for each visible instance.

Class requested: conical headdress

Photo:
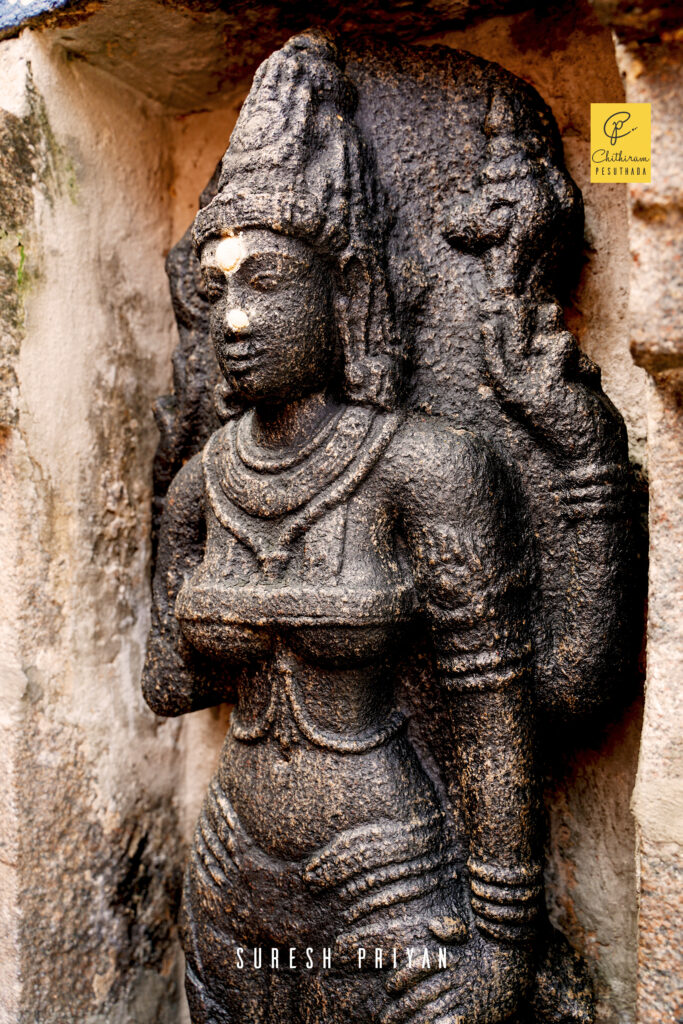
[195,33,370,260]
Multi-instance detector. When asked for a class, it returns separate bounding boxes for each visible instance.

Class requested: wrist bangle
[548,463,628,521]
[467,857,543,943]
[437,645,531,693]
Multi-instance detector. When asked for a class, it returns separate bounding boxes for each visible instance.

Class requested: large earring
[334,258,398,410]
[214,379,245,422]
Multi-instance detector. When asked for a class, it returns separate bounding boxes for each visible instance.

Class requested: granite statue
[144,32,635,1024]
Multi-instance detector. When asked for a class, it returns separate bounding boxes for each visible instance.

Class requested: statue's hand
[481,296,625,463]
[380,931,533,1024]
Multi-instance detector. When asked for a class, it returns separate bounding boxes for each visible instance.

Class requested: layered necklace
[203,403,402,574]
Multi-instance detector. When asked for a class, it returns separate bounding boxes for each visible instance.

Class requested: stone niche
[0,2,679,1023]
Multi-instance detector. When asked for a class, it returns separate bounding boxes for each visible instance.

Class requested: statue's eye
[248,272,281,291]
[203,271,225,301]
[240,254,306,291]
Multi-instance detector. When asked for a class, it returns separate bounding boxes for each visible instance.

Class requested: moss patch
[0,64,78,424]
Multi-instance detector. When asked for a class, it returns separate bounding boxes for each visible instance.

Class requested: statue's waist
[214,735,445,862]
[229,650,404,753]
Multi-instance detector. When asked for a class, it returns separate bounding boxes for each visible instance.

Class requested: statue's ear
[334,256,370,395]
[333,255,396,408]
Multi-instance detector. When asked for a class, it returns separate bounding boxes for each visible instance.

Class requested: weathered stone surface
[0,32,188,1023]
[0,0,571,116]
[0,0,539,48]
[637,836,683,1024]
[632,372,683,1024]
[590,0,683,44]
[543,701,643,1023]
[604,17,683,1023]
[0,0,78,39]
[622,39,683,375]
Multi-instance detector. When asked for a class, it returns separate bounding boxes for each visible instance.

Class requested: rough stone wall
[0,27,246,1020]
[0,33,185,1023]
[608,14,683,1024]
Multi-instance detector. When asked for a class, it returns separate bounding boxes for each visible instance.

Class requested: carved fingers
[481,297,574,400]
[481,294,624,462]
[303,814,443,891]
[381,965,467,1024]
[380,936,531,1024]
[381,963,523,1024]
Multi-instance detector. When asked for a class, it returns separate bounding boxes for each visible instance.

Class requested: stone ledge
[0,0,538,112]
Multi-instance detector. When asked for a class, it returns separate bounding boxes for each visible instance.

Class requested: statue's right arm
[142,452,239,716]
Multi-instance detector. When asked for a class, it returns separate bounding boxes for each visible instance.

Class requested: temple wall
[0,3,679,1023]
[615,25,683,1024]
[0,33,201,1022]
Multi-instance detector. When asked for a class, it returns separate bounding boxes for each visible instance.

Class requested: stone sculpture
[144,31,635,1024]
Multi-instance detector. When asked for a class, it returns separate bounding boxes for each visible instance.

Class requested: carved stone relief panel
[143,31,636,1024]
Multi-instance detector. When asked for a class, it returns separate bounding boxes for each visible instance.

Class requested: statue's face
[200,228,336,404]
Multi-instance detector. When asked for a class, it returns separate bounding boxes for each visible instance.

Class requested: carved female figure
[144,33,632,1024]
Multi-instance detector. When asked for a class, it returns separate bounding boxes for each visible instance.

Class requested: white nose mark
[227,308,250,332]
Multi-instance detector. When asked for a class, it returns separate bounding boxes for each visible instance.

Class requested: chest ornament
[203,406,402,576]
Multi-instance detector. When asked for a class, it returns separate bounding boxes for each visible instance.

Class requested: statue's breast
[175,483,416,668]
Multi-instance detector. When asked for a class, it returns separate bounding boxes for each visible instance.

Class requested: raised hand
[480,291,625,464]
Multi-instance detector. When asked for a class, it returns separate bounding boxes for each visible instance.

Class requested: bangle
[548,463,628,521]
[467,857,543,943]
[436,642,532,693]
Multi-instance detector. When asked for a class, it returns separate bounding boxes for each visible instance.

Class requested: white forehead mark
[227,308,250,332]
[215,235,246,274]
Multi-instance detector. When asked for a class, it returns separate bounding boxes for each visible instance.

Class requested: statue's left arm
[400,425,542,945]
[143,452,239,716]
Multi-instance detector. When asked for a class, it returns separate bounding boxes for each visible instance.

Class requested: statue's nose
[226,307,250,334]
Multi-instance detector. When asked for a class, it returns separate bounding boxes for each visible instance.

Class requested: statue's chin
[226,376,303,409]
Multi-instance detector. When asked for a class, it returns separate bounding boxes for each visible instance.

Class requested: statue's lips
[222,345,266,371]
